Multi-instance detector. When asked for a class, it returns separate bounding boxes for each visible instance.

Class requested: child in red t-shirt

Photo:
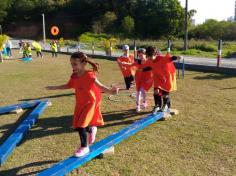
[46,52,119,157]
[117,45,135,90]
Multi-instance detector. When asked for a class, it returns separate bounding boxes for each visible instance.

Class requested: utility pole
[0,25,2,35]
[184,0,188,50]
[42,13,46,43]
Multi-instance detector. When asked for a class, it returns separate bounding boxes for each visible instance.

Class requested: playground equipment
[21,57,33,62]
[37,112,164,176]
[0,100,51,166]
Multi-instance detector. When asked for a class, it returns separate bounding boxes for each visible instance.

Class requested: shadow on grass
[220,87,236,90]
[0,160,58,176]
[19,93,74,101]
[0,109,147,144]
[0,109,34,145]
[193,73,235,80]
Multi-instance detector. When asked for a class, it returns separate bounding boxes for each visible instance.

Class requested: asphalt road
[10,39,236,68]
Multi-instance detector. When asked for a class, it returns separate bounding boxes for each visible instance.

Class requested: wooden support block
[47,101,52,107]
[96,146,115,159]
[10,108,23,114]
[170,109,179,115]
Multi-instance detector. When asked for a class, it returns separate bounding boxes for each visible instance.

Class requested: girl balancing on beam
[46,52,119,157]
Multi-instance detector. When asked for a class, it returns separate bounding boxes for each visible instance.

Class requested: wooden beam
[0,100,50,165]
[37,112,164,176]
[0,100,42,115]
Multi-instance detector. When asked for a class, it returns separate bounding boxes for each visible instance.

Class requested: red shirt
[117,54,135,77]
[66,71,104,128]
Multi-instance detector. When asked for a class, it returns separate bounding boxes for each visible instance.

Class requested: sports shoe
[162,105,171,114]
[75,147,90,157]
[152,106,162,115]
[88,126,97,145]
[141,102,148,109]
[136,105,141,113]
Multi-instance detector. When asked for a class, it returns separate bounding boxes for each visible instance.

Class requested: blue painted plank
[0,100,50,166]
[0,100,42,115]
[37,112,164,176]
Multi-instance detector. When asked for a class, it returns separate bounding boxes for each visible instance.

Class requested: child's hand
[110,86,119,95]
[178,56,184,60]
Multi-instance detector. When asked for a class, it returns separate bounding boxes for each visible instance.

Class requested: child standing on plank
[134,48,153,112]
[144,46,182,115]
[121,46,182,115]
[119,48,153,112]
[117,45,135,90]
[46,52,118,157]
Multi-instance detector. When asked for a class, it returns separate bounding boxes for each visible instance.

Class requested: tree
[0,0,11,22]
[122,16,135,35]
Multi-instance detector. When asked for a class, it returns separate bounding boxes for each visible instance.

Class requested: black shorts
[124,75,134,90]
[154,88,169,96]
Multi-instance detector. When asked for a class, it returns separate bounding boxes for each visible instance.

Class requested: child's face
[70,58,86,73]
[123,49,129,55]
[138,53,146,60]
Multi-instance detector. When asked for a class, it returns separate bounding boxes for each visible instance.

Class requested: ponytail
[71,52,99,72]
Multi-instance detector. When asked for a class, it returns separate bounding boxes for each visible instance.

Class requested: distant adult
[50,41,58,58]
[6,40,12,58]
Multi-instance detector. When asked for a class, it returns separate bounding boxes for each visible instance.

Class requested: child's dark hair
[71,52,99,72]
[146,46,157,57]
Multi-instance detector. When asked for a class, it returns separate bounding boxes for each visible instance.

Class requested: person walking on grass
[50,41,58,58]
[46,52,119,157]
[6,40,12,58]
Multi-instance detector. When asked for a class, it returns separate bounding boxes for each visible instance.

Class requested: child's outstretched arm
[95,79,119,95]
[46,84,70,90]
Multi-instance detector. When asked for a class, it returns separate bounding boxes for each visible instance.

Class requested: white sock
[136,91,141,106]
[140,88,146,103]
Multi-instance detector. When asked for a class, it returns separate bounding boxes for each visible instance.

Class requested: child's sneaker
[152,106,162,115]
[141,102,148,109]
[136,105,141,113]
[162,105,171,114]
[75,147,89,157]
[88,126,97,145]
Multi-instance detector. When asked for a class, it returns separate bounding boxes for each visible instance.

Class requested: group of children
[117,45,182,114]
[19,41,43,59]
[46,45,182,157]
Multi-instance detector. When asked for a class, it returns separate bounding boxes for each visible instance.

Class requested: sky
[179,0,236,24]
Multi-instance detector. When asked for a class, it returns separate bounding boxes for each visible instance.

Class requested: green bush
[79,32,110,43]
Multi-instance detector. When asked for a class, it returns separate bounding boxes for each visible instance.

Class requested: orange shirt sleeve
[66,73,77,88]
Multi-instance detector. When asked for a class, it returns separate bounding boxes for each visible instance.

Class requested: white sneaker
[136,105,141,113]
[75,147,90,157]
[152,106,161,115]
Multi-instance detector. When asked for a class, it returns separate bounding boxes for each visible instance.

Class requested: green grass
[0,51,235,176]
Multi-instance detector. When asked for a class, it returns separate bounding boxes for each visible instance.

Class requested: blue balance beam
[0,100,42,115]
[37,112,164,176]
[0,100,50,166]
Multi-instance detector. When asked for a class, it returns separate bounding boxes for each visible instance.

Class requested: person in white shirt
[6,40,12,58]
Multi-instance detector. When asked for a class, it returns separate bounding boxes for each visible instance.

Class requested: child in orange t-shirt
[46,52,119,157]
[134,48,153,112]
[117,45,135,90]
[143,47,182,115]
[121,46,182,116]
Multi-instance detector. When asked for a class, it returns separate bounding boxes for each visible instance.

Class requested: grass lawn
[0,51,235,176]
